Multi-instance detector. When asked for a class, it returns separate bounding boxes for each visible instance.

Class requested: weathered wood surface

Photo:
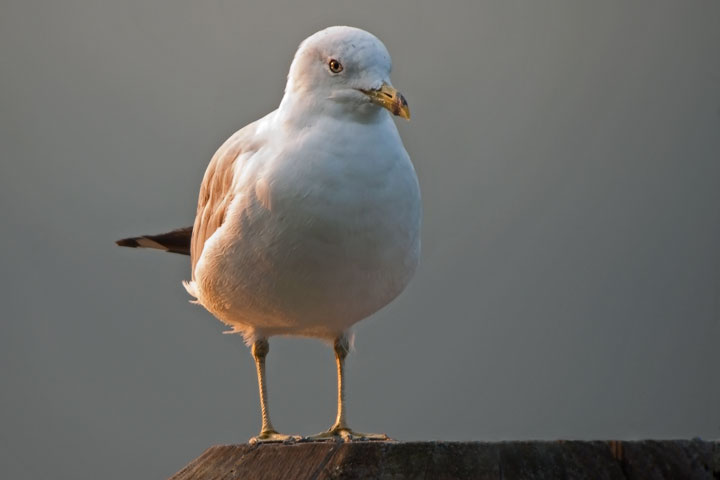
[169,440,719,480]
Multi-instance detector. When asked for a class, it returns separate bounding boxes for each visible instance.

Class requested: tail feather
[116,226,193,256]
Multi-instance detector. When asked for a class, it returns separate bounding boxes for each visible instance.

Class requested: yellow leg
[306,335,389,442]
[248,339,299,444]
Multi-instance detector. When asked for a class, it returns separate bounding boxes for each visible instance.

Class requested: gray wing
[190,127,252,277]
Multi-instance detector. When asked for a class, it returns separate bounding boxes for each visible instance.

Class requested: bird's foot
[249,429,301,444]
[304,425,390,442]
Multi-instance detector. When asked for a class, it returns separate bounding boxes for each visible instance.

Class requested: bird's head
[282,26,410,122]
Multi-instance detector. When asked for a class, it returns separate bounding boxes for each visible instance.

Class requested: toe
[304,427,389,442]
[249,431,301,444]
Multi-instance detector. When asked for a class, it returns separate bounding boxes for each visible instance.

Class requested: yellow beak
[360,83,410,120]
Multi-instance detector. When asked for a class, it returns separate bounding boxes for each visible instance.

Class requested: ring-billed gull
[117,26,421,443]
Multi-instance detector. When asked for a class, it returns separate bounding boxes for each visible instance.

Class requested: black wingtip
[116,237,140,248]
[114,227,193,255]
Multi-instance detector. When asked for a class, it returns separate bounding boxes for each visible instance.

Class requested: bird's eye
[328,59,343,73]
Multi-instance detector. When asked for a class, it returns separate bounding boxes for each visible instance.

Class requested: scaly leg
[248,338,299,444]
[306,335,389,441]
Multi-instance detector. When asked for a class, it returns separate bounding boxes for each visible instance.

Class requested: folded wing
[190,128,251,277]
[116,227,193,255]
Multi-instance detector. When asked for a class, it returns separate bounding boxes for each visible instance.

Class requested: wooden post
[169,440,718,479]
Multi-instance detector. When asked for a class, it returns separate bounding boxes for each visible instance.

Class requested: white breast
[192,114,421,342]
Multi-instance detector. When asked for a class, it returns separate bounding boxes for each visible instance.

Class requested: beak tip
[397,103,410,120]
[361,84,411,120]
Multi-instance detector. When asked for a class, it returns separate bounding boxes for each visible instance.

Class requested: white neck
[277,90,387,129]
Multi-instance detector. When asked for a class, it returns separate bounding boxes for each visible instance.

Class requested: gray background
[2,0,719,478]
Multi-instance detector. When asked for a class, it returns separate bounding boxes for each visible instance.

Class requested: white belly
[192,126,421,342]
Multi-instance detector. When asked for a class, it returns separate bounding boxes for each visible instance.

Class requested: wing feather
[190,129,250,276]
[116,227,192,255]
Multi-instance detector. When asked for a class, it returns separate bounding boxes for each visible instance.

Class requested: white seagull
[118,26,421,443]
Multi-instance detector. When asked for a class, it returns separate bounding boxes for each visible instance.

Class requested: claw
[304,426,389,442]
[249,430,302,444]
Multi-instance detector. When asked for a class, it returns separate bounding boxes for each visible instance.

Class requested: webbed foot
[249,430,301,444]
[305,426,389,442]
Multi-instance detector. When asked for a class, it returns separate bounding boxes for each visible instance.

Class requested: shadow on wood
[169,440,719,479]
